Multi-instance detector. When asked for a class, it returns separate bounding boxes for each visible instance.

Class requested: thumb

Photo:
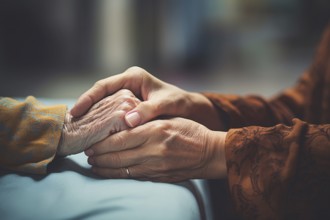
[125,101,160,127]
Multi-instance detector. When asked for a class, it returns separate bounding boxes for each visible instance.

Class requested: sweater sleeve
[203,24,330,219]
[225,119,330,219]
[0,96,66,174]
[202,69,312,129]
[202,24,330,129]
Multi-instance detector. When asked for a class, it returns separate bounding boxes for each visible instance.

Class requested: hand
[57,89,141,156]
[86,117,227,182]
[70,66,223,130]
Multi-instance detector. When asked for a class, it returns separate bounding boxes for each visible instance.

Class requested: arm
[0,96,66,174]
[202,71,312,129]
[225,119,330,219]
[85,25,330,219]
[203,24,330,129]
[86,117,228,182]
[70,67,224,131]
[0,90,141,174]
[212,25,330,219]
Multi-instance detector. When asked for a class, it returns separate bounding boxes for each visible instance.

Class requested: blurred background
[0,0,329,98]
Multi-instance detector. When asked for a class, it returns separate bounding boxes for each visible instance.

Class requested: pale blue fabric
[1,153,211,220]
[0,99,213,220]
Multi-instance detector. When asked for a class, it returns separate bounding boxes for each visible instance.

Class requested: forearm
[202,25,330,130]
[224,119,330,219]
[202,91,305,129]
[184,92,226,131]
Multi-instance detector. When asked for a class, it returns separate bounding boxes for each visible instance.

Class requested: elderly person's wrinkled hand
[57,89,140,156]
[70,66,224,130]
[85,117,227,182]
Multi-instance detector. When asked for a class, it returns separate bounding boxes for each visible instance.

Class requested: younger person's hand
[86,117,227,182]
[71,66,223,130]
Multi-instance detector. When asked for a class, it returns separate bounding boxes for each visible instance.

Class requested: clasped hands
[60,67,227,182]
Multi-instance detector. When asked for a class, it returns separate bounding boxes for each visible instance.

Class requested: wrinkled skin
[57,89,140,156]
[70,66,228,181]
[87,117,227,182]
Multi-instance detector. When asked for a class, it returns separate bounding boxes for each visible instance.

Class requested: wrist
[204,130,227,179]
[186,92,224,130]
[57,112,72,156]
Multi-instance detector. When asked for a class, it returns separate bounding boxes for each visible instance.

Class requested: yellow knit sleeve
[0,96,67,174]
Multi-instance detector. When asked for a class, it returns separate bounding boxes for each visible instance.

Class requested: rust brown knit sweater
[204,25,330,219]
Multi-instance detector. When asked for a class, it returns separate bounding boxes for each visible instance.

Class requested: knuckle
[126,66,150,80]
[117,89,132,96]
[120,94,135,102]
[108,112,128,133]
[116,93,136,106]
[93,79,105,89]
[151,120,171,134]
[112,109,128,125]
[119,103,133,113]
[113,109,126,120]
[120,99,137,110]
[91,99,106,110]
[134,97,142,105]
[126,66,145,74]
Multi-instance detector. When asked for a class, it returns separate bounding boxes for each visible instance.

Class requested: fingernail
[88,157,94,165]
[85,149,94,156]
[125,111,141,127]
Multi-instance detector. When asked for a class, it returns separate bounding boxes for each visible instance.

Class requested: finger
[88,149,143,168]
[92,165,182,182]
[88,128,147,155]
[125,100,165,127]
[91,165,152,180]
[88,88,135,111]
[70,74,127,117]
[92,167,134,179]
[91,90,140,120]
[71,67,148,117]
